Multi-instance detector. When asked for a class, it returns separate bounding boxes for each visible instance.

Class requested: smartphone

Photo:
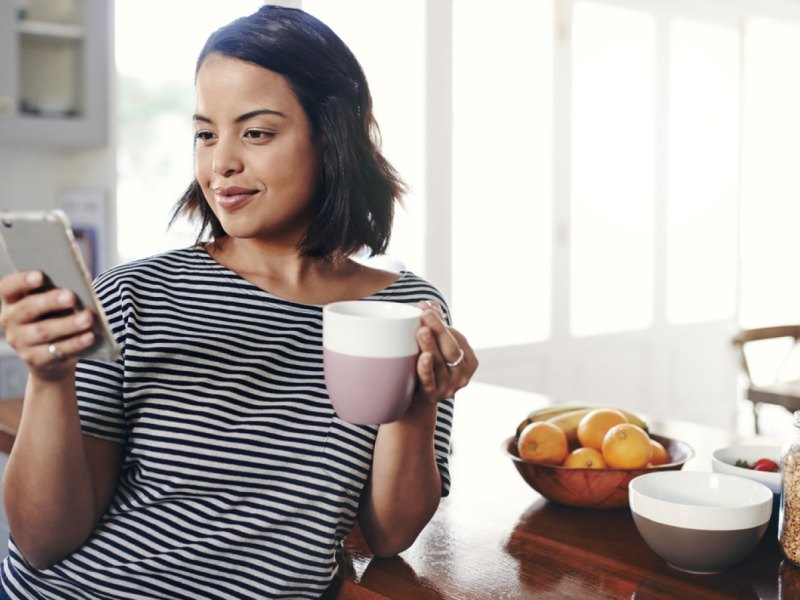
[0,209,121,362]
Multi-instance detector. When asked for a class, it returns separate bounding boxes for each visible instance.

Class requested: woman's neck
[205,237,399,305]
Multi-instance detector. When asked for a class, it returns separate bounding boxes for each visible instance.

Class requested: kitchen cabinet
[0,0,109,147]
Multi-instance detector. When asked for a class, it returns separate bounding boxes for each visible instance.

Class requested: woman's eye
[194,130,215,143]
[244,130,275,141]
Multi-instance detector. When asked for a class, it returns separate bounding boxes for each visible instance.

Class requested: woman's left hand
[414,301,478,403]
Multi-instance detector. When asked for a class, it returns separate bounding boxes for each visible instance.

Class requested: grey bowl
[629,471,773,574]
[631,513,769,574]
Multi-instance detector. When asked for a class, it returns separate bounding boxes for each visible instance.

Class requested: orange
[577,408,628,451]
[517,421,569,465]
[563,447,607,469]
[601,423,652,469]
[648,438,670,466]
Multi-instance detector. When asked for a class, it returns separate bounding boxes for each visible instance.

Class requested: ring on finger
[445,347,465,368]
[48,343,65,361]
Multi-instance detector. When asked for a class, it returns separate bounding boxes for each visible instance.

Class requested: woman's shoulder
[93,246,212,290]
[380,270,449,306]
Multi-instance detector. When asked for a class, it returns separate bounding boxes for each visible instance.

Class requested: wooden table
[333,382,792,600]
[0,387,792,599]
[0,396,21,454]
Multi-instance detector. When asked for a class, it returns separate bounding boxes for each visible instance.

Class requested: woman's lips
[213,186,257,210]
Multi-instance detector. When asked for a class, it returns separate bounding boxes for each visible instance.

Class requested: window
[452,0,553,347]
[570,2,655,336]
[740,17,800,329]
[666,19,739,324]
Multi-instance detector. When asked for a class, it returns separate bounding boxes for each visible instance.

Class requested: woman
[0,5,476,599]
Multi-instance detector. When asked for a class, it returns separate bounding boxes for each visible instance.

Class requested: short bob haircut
[171,5,404,262]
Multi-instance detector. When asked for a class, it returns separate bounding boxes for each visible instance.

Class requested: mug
[322,300,422,424]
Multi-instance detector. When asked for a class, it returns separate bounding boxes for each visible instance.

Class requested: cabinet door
[0,3,17,124]
[0,0,109,148]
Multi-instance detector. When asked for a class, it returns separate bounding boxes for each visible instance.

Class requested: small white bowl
[711,444,781,495]
[629,471,773,574]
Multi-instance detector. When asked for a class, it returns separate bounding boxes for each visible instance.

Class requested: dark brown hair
[171,5,404,261]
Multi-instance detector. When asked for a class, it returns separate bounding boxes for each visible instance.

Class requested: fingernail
[75,312,90,327]
[26,271,41,286]
[57,291,72,305]
[81,332,94,344]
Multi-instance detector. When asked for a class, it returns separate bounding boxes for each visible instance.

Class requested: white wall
[0,145,117,254]
[0,144,118,337]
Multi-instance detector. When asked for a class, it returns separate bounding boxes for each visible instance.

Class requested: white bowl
[711,444,781,495]
[629,471,773,574]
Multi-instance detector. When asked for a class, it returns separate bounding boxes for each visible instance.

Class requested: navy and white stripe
[1,246,453,599]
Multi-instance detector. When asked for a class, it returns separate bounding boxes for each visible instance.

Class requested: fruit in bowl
[711,444,781,495]
[503,433,693,508]
[504,405,694,508]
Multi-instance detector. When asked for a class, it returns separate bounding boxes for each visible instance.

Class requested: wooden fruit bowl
[502,434,694,509]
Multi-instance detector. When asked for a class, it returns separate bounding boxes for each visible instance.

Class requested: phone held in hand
[0,209,121,362]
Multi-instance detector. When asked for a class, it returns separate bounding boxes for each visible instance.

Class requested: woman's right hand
[0,270,96,382]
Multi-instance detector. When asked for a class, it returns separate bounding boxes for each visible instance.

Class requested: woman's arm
[357,402,441,557]
[4,380,123,569]
[0,270,123,568]
[357,304,477,557]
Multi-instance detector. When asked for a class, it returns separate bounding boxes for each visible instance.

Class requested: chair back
[732,325,800,384]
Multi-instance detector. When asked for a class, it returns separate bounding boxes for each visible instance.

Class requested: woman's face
[193,54,319,245]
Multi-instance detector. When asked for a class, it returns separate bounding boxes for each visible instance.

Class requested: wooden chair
[732,325,800,434]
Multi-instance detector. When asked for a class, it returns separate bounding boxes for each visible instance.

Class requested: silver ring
[47,343,64,361]
[445,347,465,368]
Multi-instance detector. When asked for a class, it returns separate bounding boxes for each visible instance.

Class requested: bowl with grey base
[629,471,773,574]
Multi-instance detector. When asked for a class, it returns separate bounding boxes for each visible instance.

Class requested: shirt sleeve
[383,272,455,497]
[76,269,128,444]
[434,396,454,497]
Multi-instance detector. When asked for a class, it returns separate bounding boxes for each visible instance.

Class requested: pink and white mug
[322,300,422,424]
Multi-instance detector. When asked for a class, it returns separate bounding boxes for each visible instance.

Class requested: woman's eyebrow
[236,109,286,122]
[192,109,287,124]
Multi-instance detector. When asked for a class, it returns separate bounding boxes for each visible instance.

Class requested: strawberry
[753,458,779,472]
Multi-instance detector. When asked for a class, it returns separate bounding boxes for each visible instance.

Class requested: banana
[545,408,593,444]
[515,404,649,440]
[514,404,591,438]
[615,409,649,433]
[525,404,592,422]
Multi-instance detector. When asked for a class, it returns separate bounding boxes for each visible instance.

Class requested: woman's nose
[212,137,243,176]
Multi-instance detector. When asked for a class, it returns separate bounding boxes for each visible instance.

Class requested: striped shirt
[1,247,453,599]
